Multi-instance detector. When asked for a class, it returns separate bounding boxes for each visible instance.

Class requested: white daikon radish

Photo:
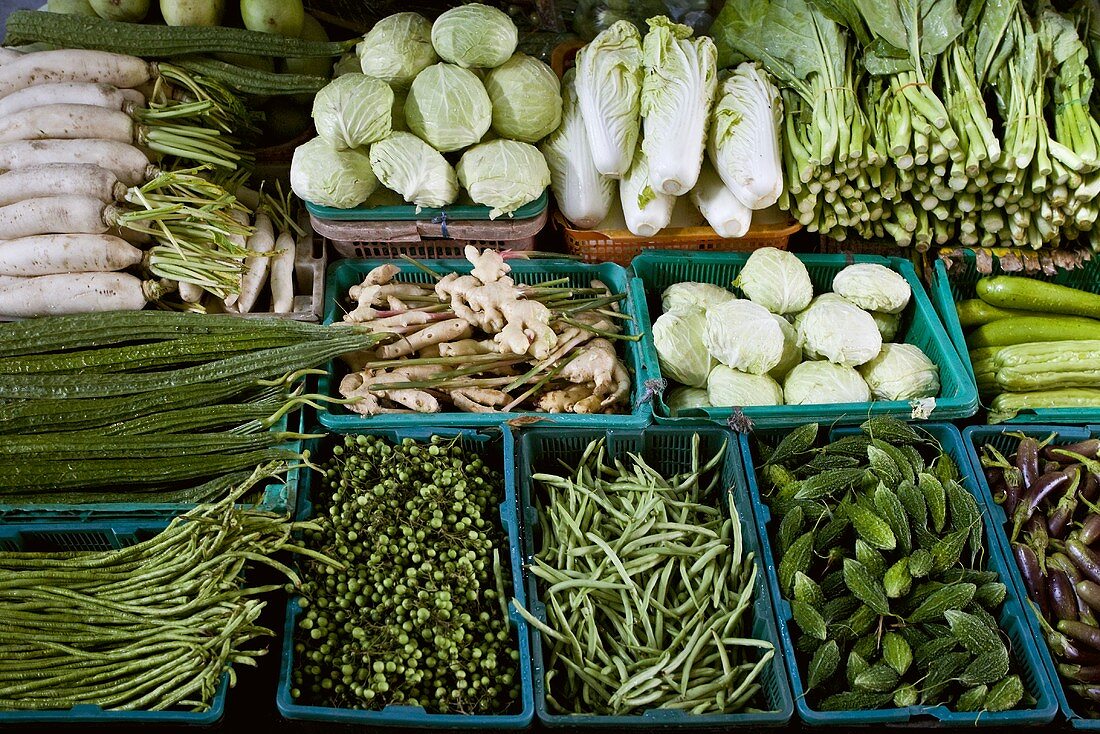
[0,233,143,275]
[270,230,296,314]
[0,82,144,118]
[0,196,130,238]
[0,272,173,317]
[0,164,125,207]
[0,50,154,100]
[235,212,275,313]
[0,139,152,185]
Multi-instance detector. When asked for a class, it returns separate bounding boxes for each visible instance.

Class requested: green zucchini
[3,10,354,58]
[968,315,1100,349]
[955,299,1033,328]
[977,276,1100,319]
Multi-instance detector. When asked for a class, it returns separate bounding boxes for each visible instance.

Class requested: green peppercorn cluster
[290,434,521,714]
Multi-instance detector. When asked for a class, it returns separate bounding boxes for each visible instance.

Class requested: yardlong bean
[0,464,322,713]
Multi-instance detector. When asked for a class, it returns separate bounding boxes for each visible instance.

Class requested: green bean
[515,434,774,716]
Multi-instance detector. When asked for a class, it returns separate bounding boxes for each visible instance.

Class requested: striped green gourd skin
[757,418,1025,715]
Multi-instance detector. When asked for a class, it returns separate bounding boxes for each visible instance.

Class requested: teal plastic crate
[305,189,548,222]
[0,409,306,521]
[962,424,1100,729]
[740,422,1057,726]
[276,426,535,729]
[317,257,652,430]
[514,425,794,727]
[631,251,978,428]
[931,250,1100,423]
[0,520,230,725]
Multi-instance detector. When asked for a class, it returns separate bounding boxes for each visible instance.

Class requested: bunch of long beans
[0,465,332,712]
[512,434,774,716]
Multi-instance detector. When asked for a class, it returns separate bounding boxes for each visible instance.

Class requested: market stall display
[5,0,1100,727]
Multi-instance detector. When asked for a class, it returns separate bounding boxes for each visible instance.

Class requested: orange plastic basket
[555,211,802,266]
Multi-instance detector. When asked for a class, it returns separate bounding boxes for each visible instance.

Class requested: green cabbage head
[456,139,550,218]
[666,386,711,415]
[832,263,912,314]
[369,132,459,210]
[661,281,736,313]
[858,344,939,401]
[405,63,492,153]
[312,73,393,150]
[358,12,437,89]
[652,308,713,388]
[796,295,882,367]
[783,361,871,405]
[707,365,784,406]
[484,53,562,143]
[703,299,786,375]
[290,136,377,209]
[734,247,813,315]
[431,3,518,69]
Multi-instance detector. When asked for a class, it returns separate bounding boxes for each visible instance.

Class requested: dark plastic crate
[740,422,1058,726]
[514,425,795,727]
[962,424,1100,729]
[631,251,978,428]
[275,426,535,729]
[0,520,229,725]
[931,250,1100,423]
[316,257,652,430]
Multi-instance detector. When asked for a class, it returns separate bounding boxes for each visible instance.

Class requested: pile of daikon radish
[0,46,299,318]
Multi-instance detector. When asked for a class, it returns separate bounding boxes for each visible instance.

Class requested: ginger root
[450,387,509,413]
[495,299,555,360]
[537,385,602,414]
[378,318,472,360]
[466,245,510,284]
[440,339,496,357]
[339,371,440,415]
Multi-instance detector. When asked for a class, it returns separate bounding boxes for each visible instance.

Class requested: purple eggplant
[1079,581,1100,613]
[1072,684,1100,703]
[1019,437,1040,487]
[1060,664,1100,683]
[1016,542,1052,620]
[1053,439,1100,461]
[1051,569,1080,622]
[1045,460,1065,475]
[1060,620,1100,650]
[1069,539,1100,586]
[1081,515,1100,546]
[1014,470,1073,539]
[1049,467,1083,539]
[1085,473,1100,504]
[1053,553,1085,584]
[1063,639,1100,665]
